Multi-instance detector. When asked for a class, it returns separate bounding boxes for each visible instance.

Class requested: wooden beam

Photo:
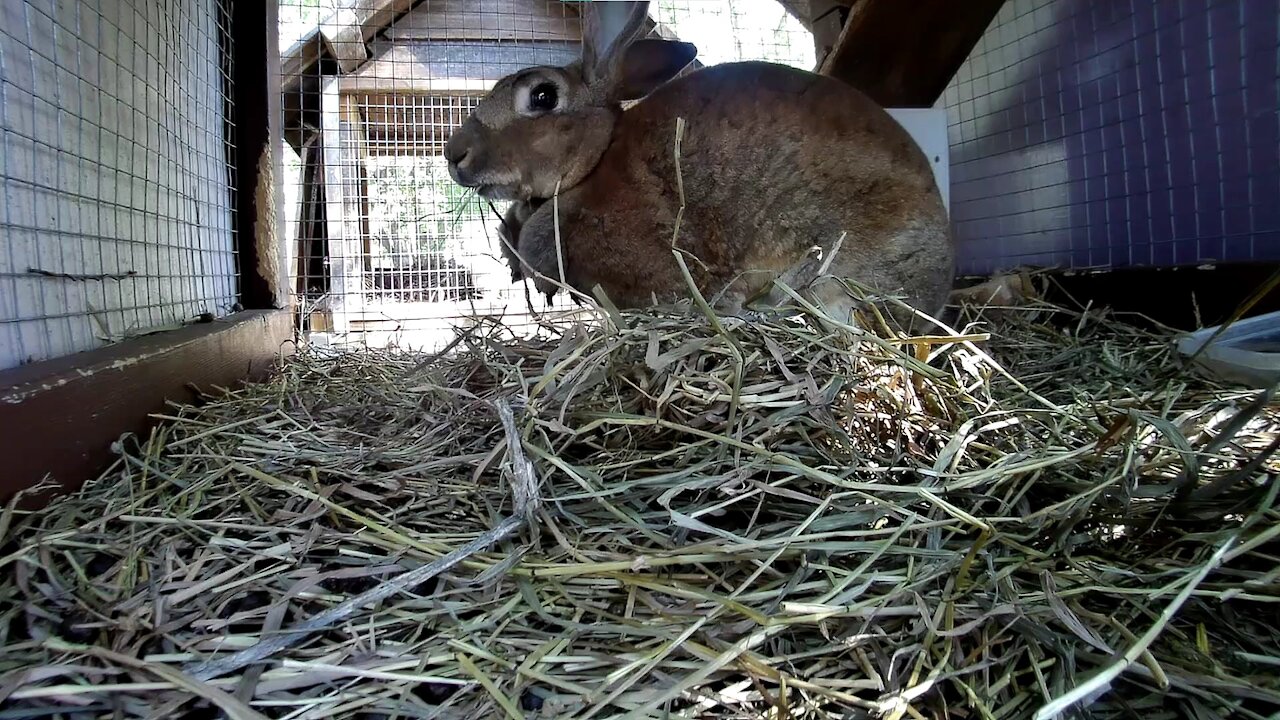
[296,145,331,299]
[0,310,295,510]
[319,0,418,72]
[321,77,364,336]
[818,0,1006,108]
[342,75,503,96]
[774,0,814,31]
[351,0,420,44]
[808,0,851,67]
[341,95,374,271]
[229,0,288,309]
[280,28,332,86]
[388,0,582,42]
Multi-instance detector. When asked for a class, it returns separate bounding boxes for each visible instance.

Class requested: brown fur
[497,198,543,282]
[446,2,954,330]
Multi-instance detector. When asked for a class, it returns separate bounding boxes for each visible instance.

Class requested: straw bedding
[1,298,1277,719]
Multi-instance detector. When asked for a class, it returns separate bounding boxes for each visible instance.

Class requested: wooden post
[809,0,852,69]
[230,0,289,308]
[341,94,374,273]
[818,0,1006,108]
[320,78,367,336]
[296,142,329,299]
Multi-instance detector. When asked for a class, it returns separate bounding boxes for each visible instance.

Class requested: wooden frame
[0,0,295,508]
[320,77,372,336]
[234,0,290,310]
[0,312,294,509]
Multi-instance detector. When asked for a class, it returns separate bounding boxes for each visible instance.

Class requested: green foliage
[365,156,489,266]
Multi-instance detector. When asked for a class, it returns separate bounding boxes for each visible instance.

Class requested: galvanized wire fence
[0,0,240,370]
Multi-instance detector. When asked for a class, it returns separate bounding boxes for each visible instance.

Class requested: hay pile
[1,299,1277,719]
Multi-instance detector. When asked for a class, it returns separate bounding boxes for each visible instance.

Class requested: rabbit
[446,1,954,332]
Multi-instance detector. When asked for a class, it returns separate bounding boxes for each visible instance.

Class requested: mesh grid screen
[943,0,1280,276]
[0,0,240,370]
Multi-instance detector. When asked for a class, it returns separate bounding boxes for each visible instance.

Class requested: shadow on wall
[946,0,1280,276]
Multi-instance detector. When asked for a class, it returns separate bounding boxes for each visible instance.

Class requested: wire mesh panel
[359,93,491,304]
[650,0,815,68]
[278,0,815,352]
[0,0,240,370]
[943,0,1280,276]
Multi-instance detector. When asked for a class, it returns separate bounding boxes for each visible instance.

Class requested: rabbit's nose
[445,145,469,167]
[444,134,471,167]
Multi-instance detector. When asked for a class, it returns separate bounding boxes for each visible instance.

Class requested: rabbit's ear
[614,38,697,100]
[580,1,651,87]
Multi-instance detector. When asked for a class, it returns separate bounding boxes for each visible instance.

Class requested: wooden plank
[229,0,288,309]
[809,0,851,67]
[280,28,330,85]
[297,145,331,298]
[350,13,690,94]
[0,310,295,509]
[321,77,349,335]
[351,40,581,90]
[388,0,580,42]
[323,0,419,72]
[818,0,1006,108]
[342,75,499,96]
[320,77,365,335]
[354,0,421,42]
[338,94,371,314]
[341,95,374,270]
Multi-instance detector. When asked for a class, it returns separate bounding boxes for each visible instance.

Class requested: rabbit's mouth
[475,184,502,199]
[448,165,521,201]
[447,163,479,189]
[471,182,530,203]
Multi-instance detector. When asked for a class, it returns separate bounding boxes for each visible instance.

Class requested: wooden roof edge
[817,0,1005,107]
[280,0,424,83]
[280,28,332,84]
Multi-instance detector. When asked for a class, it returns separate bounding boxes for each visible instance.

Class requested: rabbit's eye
[528,83,558,112]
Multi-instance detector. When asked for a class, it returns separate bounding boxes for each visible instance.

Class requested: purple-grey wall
[942,0,1280,277]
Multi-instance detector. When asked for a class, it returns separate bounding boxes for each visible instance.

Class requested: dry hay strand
[1,298,1277,720]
